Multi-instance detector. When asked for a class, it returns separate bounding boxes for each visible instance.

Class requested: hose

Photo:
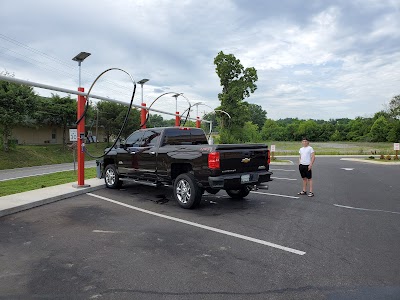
[76,68,136,159]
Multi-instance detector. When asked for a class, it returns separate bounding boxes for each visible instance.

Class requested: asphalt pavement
[0,157,399,299]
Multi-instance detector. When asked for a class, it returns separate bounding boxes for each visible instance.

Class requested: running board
[120,178,161,187]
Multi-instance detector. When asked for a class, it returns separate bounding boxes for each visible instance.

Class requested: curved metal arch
[78,68,137,159]
[142,92,191,128]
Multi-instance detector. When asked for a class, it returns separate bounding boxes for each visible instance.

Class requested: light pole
[138,79,149,128]
[172,93,181,113]
[72,52,91,87]
[138,78,149,103]
[72,51,91,188]
[172,93,181,126]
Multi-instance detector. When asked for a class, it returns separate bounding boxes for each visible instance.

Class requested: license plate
[241,174,250,183]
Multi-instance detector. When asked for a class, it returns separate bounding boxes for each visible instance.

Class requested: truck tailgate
[215,144,268,173]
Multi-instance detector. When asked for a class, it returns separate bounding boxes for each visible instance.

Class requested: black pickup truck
[100,127,272,208]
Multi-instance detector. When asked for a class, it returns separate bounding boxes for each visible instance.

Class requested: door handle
[150,151,156,155]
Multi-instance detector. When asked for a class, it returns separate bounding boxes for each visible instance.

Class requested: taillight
[208,152,220,169]
[267,150,271,165]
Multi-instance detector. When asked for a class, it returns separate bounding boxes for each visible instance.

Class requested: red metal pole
[196,117,201,128]
[141,103,147,129]
[77,87,86,186]
[175,111,180,126]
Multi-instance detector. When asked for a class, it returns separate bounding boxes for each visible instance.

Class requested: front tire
[104,165,122,189]
[226,186,251,199]
[173,173,202,209]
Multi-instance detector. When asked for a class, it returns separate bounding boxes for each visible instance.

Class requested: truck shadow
[117,183,262,215]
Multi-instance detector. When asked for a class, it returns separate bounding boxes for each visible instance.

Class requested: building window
[52,128,56,140]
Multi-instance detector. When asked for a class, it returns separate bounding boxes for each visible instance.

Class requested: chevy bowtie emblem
[241,158,251,163]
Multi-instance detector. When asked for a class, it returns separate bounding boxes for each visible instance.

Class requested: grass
[0,142,108,170]
[0,167,97,197]
[265,141,397,156]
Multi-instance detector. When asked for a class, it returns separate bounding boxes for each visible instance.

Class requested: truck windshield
[163,128,208,146]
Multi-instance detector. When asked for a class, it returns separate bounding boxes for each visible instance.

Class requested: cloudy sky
[1,0,399,120]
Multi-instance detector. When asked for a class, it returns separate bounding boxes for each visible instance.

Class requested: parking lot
[1,157,399,299]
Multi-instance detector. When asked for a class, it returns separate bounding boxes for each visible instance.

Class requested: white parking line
[271,176,297,181]
[334,204,400,215]
[270,169,296,172]
[87,193,306,256]
[251,191,300,199]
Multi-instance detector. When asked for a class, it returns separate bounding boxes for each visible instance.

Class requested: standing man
[298,137,315,197]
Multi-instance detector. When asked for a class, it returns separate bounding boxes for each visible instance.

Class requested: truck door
[118,130,144,176]
[135,129,162,180]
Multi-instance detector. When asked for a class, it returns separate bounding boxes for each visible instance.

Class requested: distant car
[100,127,272,208]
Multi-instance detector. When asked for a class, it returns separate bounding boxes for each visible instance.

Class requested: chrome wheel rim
[105,169,116,186]
[176,179,191,204]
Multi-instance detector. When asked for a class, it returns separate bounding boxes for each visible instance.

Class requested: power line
[0,34,137,94]
[0,45,132,99]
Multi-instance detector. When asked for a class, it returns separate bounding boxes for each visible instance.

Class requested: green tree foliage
[0,77,37,151]
[146,114,166,128]
[387,120,400,142]
[346,117,373,141]
[388,95,400,119]
[97,101,140,142]
[247,103,267,129]
[369,116,389,142]
[296,119,320,141]
[242,121,261,143]
[214,51,258,143]
[36,94,76,148]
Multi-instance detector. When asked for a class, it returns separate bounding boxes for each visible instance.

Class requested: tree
[147,114,165,128]
[97,101,140,143]
[387,119,400,142]
[388,95,400,119]
[242,121,261,142]
[345,117,373,141]
[214,51,258,143]
[0,77,37,151]
[261,119,278,140]
[247,103,267,129]
[296,120,320,141]
[330,130,342,141]
[369,116,389,142]
[36,94,77,148]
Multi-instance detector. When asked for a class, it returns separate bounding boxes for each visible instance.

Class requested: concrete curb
[0,179,105,218]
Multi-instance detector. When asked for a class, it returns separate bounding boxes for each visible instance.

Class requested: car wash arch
[0,70,230,187]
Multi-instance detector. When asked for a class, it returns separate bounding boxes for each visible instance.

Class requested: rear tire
[226,186,251,199]
[173,173,202,209]
[104,165,123,189]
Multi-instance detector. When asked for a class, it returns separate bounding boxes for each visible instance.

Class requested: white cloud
[0,0,399,121]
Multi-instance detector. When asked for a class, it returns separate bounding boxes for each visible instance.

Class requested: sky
[0,0,399,121]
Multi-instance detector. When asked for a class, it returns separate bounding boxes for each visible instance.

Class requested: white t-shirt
[299,146,315,165]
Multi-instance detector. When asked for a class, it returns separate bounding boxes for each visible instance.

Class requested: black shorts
[299,164,312,179]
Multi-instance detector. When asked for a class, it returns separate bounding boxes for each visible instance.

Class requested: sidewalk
[0,178,105,218]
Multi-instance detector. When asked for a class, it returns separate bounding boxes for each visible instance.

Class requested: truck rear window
[163,128,208,146]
